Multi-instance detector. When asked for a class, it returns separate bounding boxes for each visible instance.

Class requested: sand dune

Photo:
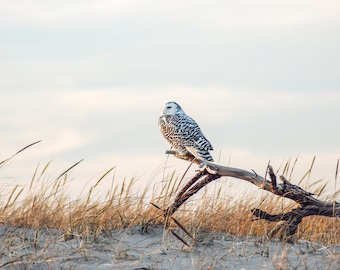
[1,225,339,269]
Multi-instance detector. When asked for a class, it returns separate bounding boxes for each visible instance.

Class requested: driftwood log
[160,150,340,242]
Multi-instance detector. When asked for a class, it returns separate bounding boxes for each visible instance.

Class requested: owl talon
[198,162,218,175]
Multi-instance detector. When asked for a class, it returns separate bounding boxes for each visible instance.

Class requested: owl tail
[198,151,214,162]
[186,147,214,162]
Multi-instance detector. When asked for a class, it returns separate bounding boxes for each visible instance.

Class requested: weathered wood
[164,150,340,241]
[166,173,221,216]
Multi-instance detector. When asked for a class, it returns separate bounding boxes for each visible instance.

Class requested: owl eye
[166,106,172,109]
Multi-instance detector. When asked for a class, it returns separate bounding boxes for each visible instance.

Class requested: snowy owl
[158,101,214,162]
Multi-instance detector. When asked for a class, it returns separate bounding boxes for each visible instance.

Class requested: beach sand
[0,225,339,269]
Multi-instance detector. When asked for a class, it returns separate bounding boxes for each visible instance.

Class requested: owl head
[160,101,185,116]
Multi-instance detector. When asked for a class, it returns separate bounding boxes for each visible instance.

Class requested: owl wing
[182,116,213,151]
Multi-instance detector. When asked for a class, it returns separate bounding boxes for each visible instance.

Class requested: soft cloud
[1,1,339,200]
[1,1,340,26]
[0,1,138,24]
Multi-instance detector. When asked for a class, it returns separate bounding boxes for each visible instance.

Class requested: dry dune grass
[1,159,339,244]
[0,144,339,269]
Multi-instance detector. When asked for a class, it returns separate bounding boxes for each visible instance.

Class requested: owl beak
[160,107,167,117]
[160,115,168,124]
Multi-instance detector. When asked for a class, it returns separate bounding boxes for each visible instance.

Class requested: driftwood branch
[160,150,340,242]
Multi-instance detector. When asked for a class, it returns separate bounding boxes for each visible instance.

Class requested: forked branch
[161,150,340,241]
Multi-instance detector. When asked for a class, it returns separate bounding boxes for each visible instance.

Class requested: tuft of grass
[0,144,339,246]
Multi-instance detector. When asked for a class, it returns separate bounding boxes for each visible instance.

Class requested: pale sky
[1,1,340,199]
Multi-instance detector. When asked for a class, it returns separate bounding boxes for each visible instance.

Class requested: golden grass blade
[2,185,24,213]
[0,140,42,167]
[86,187,93,205]
[55,159,84,180]
[298,156,316,185]
[335,158,339,195]
[162,150,171,188]
[13,140,42,155]
[120,179,126,197]
[2,185,18,212]
[40,161,52,179]
[161,171,177,198]
[29,162,40,191]
[314,183,328,197]
[307,178,325,190]
[11,187,24,206]
[29,161,52,191]
[174,161,194,194]
[125,177,135,197]
[332,189,340,198]
[93,167,115,189]
[289,156,299,180]
[282,159,290,176]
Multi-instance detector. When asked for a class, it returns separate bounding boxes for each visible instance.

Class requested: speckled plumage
[158,102,214,162]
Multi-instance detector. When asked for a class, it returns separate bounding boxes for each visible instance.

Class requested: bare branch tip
[251,169,258,177]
